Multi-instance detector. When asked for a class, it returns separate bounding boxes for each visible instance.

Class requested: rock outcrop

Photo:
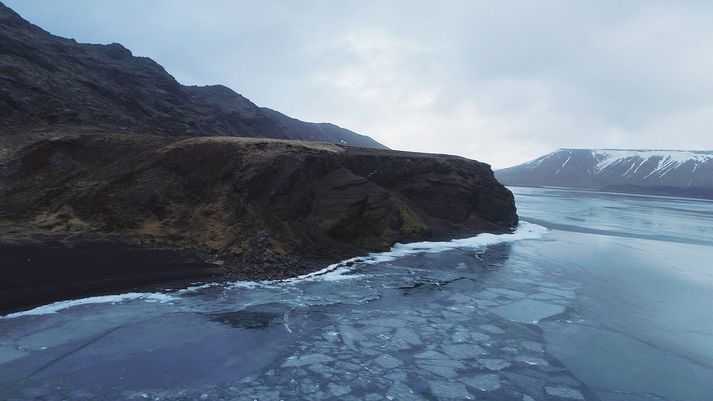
[0,2,385,148]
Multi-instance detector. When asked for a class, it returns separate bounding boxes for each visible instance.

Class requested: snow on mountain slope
[496,149,713,199]
[591,150,712,176]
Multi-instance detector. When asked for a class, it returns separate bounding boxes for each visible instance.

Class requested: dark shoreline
[0,239,225,315]
[0,233,370,315]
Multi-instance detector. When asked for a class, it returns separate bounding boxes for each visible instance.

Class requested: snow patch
[554,155,572,175]
[522,153,557,168]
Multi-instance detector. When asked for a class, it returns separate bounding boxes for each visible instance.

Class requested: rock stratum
[0,133,517,310]
[0,2,385,148]
[496,149,713,199]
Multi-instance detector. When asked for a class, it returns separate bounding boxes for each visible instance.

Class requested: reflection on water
[1,188,713,400]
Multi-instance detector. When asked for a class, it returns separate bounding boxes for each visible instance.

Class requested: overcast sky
[6,0,713,168]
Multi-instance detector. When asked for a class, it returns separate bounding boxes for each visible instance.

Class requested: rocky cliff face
[0,133,518,280]
[0,3,385,149]
[496,149,713,199]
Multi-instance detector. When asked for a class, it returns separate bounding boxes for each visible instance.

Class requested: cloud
[6,0,713,168]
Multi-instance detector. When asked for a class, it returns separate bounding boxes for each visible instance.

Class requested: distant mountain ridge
[496,148,713,199]
[0,2,386,148]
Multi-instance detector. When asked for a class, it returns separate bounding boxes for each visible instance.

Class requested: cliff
[0,133,517,309]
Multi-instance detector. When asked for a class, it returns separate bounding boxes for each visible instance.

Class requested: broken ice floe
[490,299,566,324]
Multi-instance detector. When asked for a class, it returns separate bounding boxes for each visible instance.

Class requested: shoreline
[0,239,224,315]
[1,222,545,317]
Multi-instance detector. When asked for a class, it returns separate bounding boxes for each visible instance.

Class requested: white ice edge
[3,221,547,319]
[366,220,547,263]
[2,292,176,319]
[189,221,548,287]
[262,221,547,284]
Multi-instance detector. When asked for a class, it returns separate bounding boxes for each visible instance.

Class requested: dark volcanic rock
[0,133,518,281]
[0,2,385,149]
[496,148,713,199]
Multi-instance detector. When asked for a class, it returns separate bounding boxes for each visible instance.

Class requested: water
[1,187,713,401]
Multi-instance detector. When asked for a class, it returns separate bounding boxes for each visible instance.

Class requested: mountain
[0,2,385,148]
[496,149,713,199]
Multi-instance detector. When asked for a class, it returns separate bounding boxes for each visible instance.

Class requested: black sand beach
[0,240,222,314]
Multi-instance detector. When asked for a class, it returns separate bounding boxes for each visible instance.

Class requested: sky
[6,0,713,168]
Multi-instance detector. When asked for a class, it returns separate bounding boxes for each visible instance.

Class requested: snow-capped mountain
[496,149,713,199]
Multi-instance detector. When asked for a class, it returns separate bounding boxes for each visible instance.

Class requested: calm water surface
[1,187,712,401]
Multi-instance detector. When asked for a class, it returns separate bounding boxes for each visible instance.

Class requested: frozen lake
[1,187,712,400]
